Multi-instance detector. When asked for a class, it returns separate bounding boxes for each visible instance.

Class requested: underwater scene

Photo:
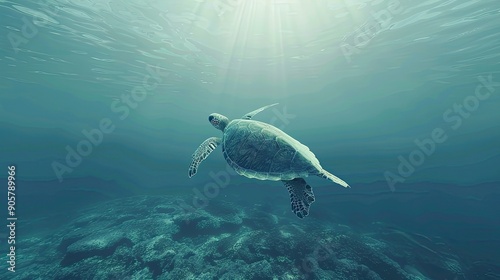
[1,0,499,279]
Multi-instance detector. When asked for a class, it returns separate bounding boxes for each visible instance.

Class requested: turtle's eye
[208,116,214,122]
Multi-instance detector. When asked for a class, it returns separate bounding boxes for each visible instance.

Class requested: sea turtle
[188,103,350,218]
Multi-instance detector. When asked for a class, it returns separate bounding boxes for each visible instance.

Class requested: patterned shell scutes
[222,119,320,181]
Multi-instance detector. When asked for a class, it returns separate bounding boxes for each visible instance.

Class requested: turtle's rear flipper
[318,169,350,188]
[188,137,222,178]
[283,178,315,218]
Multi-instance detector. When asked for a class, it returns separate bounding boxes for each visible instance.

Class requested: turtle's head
[208,113,229,132]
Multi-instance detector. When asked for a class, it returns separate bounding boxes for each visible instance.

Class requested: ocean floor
[1,195,498,280]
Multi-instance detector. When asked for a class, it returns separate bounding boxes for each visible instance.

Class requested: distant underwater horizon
[1,0,500,279]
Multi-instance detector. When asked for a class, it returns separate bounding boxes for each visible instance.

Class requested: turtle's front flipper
[283,178,315,218]
[318,169,350,188]
[242,103,279,120]
[188,137,222,178]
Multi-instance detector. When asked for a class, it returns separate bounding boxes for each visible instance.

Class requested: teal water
[1,0,499,279]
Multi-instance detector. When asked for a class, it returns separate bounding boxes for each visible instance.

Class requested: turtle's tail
[318,170,350,188]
